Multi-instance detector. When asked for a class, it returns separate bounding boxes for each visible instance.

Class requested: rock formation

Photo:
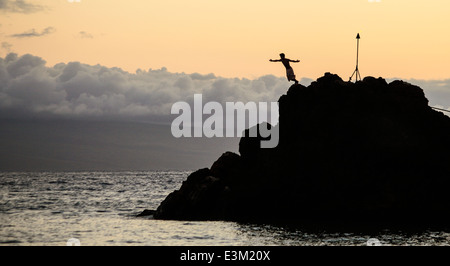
[151,73,450,228]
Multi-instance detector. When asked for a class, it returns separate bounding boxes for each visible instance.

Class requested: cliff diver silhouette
[270,53,300,84]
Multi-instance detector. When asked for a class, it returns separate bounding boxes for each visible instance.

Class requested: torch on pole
[349,33,362,82]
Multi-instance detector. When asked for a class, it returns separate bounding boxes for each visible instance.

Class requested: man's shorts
[286,67,296,81]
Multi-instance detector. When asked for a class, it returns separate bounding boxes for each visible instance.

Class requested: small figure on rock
[270,53,300,84]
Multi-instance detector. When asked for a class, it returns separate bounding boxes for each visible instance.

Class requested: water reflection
[1,171,449,246]
[235,222,450,246]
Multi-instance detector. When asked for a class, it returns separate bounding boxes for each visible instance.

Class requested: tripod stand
[349,33,361,82]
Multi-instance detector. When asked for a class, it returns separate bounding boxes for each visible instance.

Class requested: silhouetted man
[270,53,300,84]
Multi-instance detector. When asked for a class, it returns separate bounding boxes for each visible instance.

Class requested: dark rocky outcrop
[153,73,450,228]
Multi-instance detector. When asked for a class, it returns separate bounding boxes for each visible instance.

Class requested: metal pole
[356,34,360,81]
[356,37,359,70]
[349,33,361,82]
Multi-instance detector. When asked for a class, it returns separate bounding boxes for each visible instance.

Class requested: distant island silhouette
[142,73,450,229]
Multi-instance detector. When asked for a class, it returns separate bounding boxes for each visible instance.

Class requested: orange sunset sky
[1,0,449,80]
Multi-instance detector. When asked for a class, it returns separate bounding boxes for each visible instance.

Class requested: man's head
[279,53,285,59]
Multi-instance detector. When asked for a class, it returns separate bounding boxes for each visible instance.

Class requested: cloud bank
[0,53,448,122]
[0,53,296,121]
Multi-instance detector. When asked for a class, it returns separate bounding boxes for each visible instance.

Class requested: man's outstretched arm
[269,59,281,62]
[289,59,300,63]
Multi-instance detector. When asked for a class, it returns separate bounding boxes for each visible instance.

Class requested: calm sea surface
[1,171,449,246]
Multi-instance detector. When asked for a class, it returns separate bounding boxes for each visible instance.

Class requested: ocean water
[1,171,449,246]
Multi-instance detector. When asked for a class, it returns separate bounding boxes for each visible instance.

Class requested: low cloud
[1,53,448,122]
[9,27,56,38]
[0,0,45,13]
[0,53,292,121]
